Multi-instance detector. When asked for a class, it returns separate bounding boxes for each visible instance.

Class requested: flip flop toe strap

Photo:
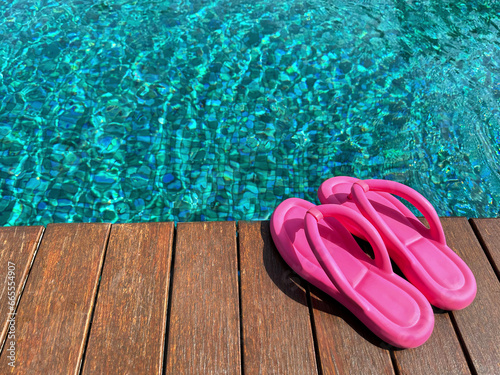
[304,205,393,306]
[350,180,446,247]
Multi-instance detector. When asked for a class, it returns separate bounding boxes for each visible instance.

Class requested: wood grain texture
[392,218,471,375]
[165,222,240,375]
[310,287,394,375]
[308,236,393,375]
[0,226,44,351]
[82,222,174,375]
[0,223,110,374]
[239,221,318,375]
[393,313,470,375]
[470,218,500,278]
[441,218,500,374]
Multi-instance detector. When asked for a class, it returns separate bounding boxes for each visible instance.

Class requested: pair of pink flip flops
[270,176,477,348]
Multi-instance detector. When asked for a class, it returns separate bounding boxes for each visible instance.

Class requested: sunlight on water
[0,0,499,224]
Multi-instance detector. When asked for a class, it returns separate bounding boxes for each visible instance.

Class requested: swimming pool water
[1,0,499,225]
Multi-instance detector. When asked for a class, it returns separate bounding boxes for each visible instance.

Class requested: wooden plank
[0,226,44,351]
[441,218,500,374]
[391,218,471,375]
[308,236,393,375]
[239,221,318,375]
[393,313,470,375]
[165,222,240,374]
[0,223,110,373]
[82,222,174,375]
[470,218,500,278]
[310,288,394,375]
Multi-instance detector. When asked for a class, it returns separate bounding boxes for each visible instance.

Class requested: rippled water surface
[1,0,499,225]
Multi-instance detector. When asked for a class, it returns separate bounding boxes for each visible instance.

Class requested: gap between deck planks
[0,223,111,374]
[82,222,174,374]
[0,219,498,374]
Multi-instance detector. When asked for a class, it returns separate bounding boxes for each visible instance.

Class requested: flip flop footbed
[319,176,477,310]
[271,198,434,348]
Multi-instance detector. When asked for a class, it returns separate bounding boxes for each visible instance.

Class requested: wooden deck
[0,218,499,374]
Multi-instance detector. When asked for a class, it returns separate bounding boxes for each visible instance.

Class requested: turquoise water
[1,0,499,225]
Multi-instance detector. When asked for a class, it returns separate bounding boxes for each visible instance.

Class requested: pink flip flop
[270,198,434,348]
[318,176,477,311]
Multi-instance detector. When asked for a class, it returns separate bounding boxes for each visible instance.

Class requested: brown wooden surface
[0,223,110,374]
[310,287,395,375]
[309,237,393,375]
[470,218,500,278]
[441,218,500,374]
[0,218,498,374]
[391,218,471,375]
[165,222,241,374]
[393,313,471,375]
[82,222,174,375]
[0,226,44,352]
[239,221,318,375]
